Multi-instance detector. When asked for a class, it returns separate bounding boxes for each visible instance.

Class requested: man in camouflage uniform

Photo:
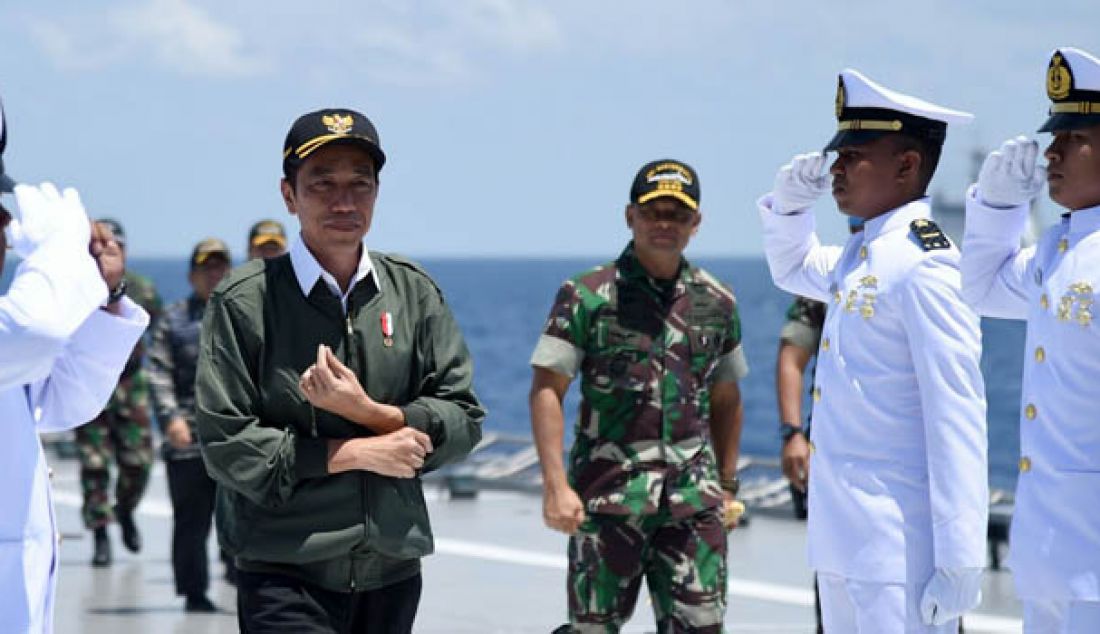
[529,159,748,633]
[75,218,162,567]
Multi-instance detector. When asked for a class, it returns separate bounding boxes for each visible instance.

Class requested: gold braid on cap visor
[1050,101,1100,114]
[837,119,904,132]
[287,133,378,160]
[636,190,699,211]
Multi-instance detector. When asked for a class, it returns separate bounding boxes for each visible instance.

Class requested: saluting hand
[772,152,832,215]
[300,344,373,420]
[8,183,91,259]
[976,135,1046,208]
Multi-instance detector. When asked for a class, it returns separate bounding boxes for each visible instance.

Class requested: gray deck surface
[48,458,1024,633]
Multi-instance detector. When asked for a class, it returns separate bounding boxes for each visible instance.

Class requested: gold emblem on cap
[1047,52,1072,101]
[322,113,354,135]
[835,77,846,119]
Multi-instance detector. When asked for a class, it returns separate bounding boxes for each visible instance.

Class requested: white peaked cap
[1040,47,1100,133]
[825,68,972,151]
[839,69,973,125]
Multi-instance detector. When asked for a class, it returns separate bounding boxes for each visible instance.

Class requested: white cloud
[111,0,266,76]
[26,0,561,85]
[28,0,266,77]
[288,0,564,87]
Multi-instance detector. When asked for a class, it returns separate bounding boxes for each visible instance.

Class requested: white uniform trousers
[1024,600,1100,634]
[818,573,959,633]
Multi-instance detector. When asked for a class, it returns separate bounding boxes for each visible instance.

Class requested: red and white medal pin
[381,312,394,347]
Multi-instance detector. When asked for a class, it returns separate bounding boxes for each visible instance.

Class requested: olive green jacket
[195,252,484,591]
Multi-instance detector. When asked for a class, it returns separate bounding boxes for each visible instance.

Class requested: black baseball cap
[629,159,700,211]
[248,219,287,250]
[1,97,14,193]
[282,109,386,179]
[190,237,231,269]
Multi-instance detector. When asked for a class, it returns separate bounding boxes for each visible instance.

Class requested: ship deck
[47,457,1024,633]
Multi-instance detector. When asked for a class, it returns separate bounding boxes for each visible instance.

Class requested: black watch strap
[780,421,807,443]
[106,278,128,305]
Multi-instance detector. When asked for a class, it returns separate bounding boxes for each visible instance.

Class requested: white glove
[919,567,983,626]
[771,152,832,215]
[6,182,91,259]
[975,136,1046,208]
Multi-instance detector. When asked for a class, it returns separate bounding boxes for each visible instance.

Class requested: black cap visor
[823,129,892,152]
[1038,112,1100,134]
[285,135,386,174]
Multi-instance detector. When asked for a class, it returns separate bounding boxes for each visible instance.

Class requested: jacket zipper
[345,305,372,580]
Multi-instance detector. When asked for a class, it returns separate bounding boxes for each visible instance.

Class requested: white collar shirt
[288,235,378,312]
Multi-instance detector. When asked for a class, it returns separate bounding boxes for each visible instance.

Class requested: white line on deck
[433,538,1022,633]
[50,492,1022,632]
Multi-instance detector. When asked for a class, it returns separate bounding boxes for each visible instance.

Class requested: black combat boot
[115,505,142,553]
[185,594,217,613]
[91,526,111,567]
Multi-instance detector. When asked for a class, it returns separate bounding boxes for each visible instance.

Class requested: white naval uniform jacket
[0,247,147,633]
[759,195,989,586]
[962,190,1100,601]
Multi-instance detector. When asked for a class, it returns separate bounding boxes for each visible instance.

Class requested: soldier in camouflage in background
[529,159,748,633]
[75,218,162,567]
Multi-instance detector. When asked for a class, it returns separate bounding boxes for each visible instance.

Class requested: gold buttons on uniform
[834,291,842,304]
[859,246,868,259]
[813,387,821,402]
[1058,238,1068,253]
[1035,346,1046,362]
[822,337,830,351]
[1040,294,1050,310]
[1025,404,1037,420]
[1019,456,1032,472]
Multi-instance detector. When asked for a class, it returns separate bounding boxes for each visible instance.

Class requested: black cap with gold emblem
[1038,47,1100,133]
[824,69,972,152]
[629,159,701,211]
[282,108,386,179]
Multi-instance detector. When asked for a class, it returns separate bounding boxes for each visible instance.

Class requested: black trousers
[237,569,422,634]
[165,455,216,597]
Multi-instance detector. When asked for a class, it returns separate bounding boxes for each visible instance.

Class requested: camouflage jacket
[531,243,748,517]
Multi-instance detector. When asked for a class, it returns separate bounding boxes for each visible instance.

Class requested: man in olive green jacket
[195,108,485,633]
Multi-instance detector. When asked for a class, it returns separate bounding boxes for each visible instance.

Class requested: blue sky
[0,1,1096,258]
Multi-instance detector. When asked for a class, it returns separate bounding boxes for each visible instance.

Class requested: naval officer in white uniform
[0,98,148,632]
[757,69,989,632]
[961,47,1100,634]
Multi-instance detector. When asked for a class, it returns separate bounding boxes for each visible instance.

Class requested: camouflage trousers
[567,505,727,633]
[75,371,154,530]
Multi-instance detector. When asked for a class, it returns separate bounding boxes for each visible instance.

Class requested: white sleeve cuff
[711,345,749,383]
[529,334,583,378]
